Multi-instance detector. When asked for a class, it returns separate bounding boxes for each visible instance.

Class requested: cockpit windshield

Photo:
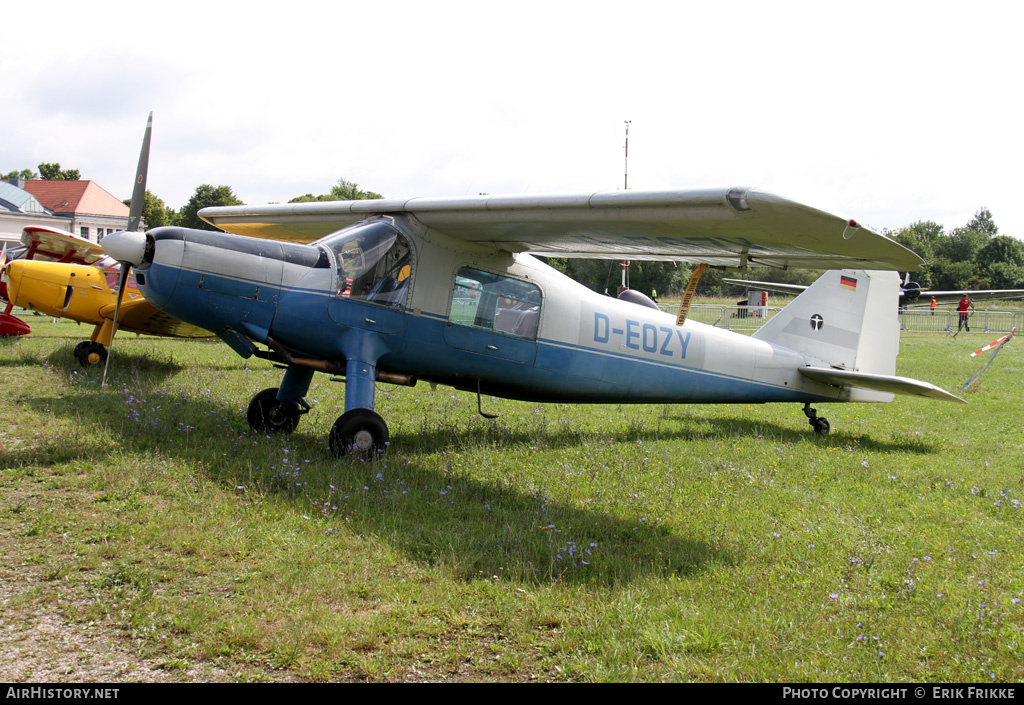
[317,220,412,309]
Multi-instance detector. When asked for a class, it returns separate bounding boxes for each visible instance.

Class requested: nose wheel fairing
[0,312,31,336]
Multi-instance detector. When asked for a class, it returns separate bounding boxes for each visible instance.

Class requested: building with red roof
[18,179,130,242]
[1,179,66,248]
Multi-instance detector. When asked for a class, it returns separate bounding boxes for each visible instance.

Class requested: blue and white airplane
[100,185,965,456]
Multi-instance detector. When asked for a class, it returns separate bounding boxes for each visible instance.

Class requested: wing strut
[676,264,707,326]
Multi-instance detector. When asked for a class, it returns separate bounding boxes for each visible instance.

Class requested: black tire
[813,417,830,436]
[247,387,300,434]
[329,409,389,457]
[75,341,107,367]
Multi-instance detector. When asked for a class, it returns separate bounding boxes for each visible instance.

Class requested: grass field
[1,313,1022,682]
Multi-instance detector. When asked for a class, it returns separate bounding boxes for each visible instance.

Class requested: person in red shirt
[957,295,974,332]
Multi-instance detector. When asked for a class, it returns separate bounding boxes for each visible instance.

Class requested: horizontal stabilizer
[799,366,965,403]
[722,278,807,296]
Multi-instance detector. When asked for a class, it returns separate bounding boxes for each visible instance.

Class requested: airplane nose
[102,230,147,266]
[5,261,22,303]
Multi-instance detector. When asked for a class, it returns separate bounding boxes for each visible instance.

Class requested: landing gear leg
[803,402,830,436]
[328,356,390,457]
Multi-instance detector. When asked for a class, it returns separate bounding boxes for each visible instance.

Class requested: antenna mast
[623,120,631,190]
[619,120,632,293]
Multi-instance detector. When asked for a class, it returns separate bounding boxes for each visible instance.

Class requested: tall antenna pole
[620,120,632,293]
[623,120,631,190]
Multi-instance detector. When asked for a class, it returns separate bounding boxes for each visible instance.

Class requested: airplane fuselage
[5,259,118,326]
[130,216,840,407]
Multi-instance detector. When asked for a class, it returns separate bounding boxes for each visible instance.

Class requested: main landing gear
[803,402,830,436]
[247,387,308,434]
[74,341,107,367]
[244,384,390,457]
[246,345,393,457]
[328,408,389,457]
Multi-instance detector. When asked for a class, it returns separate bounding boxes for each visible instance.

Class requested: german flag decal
[840,275,858,290]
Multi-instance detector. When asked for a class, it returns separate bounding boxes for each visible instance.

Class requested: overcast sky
[4,1,1021,238]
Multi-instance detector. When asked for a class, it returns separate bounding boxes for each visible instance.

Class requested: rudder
[752,270,900,390]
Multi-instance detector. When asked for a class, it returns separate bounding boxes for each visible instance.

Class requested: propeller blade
[101,262,131,387]
[102,111,152,387]
[127,112,152,233]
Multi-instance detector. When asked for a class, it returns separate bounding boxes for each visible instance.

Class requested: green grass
[1,315,1022,682]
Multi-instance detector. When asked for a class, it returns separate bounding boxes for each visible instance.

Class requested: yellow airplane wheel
[73,341,107,367]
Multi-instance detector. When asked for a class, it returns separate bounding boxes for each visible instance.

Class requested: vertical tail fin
[753,270,900,398]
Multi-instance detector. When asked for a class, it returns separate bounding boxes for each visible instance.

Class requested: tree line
[885,209,1024,291]
[135,179,383,231]
[546,208,1024,298]
[5,164,80,181]
[2,166,380,232]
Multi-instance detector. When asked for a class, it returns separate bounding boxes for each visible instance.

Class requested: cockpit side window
[449,267,541,340]
[318,220,412,309]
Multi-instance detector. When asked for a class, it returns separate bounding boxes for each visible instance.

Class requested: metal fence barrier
[683,305,782,331]
[898,309,1018,334]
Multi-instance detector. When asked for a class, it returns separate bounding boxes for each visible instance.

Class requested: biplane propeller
[0,243,31,337]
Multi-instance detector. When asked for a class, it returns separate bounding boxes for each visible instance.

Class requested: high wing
[21,225,114,267]
[97,296,214,339]
[199,187,922,271]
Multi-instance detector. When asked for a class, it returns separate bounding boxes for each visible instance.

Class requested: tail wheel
[74,341,107,367]
[802,402,830,436]
[247,387,301,434]
[329,409,389,457]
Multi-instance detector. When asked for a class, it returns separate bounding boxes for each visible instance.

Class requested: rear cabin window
[449,267,541,340]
